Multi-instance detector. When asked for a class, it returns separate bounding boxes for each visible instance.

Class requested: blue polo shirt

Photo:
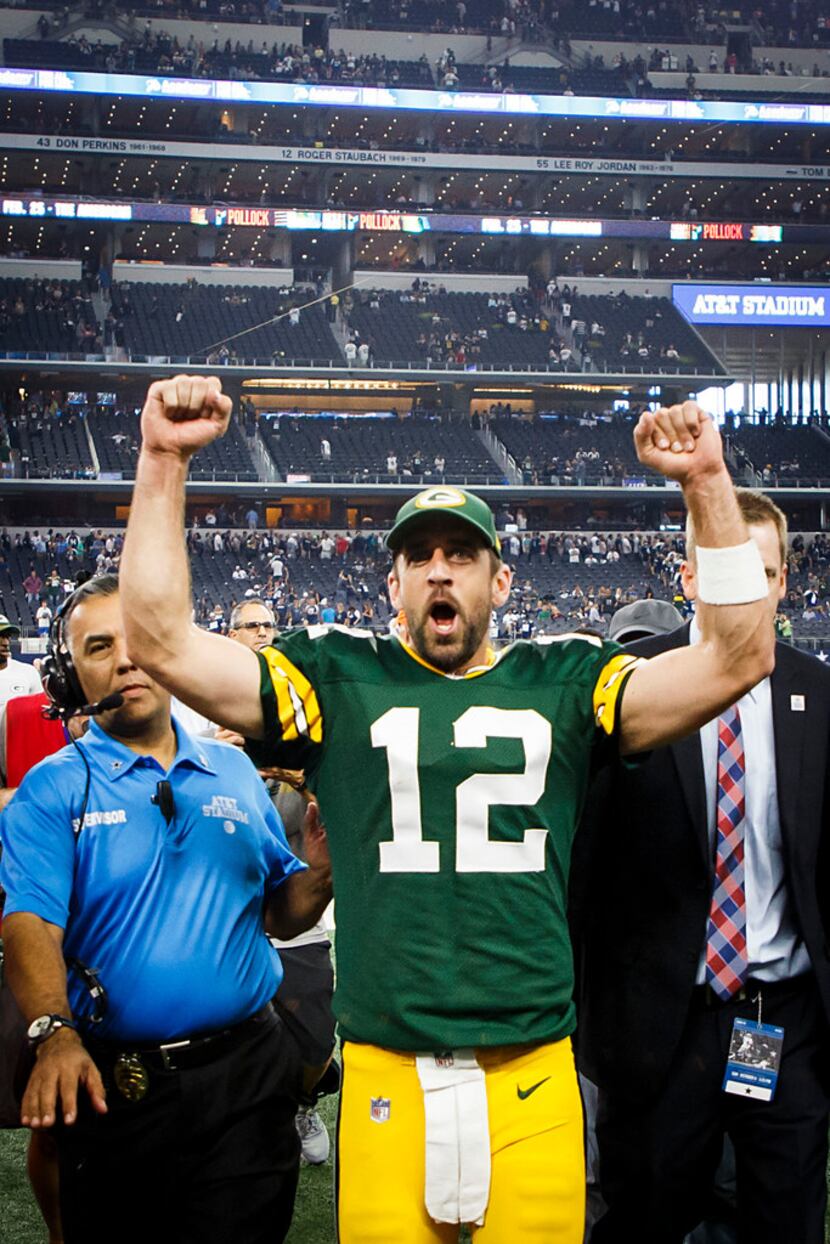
[0,718,305,1042]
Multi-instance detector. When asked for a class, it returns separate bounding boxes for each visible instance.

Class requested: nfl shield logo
[370,1097,391,1123]
[434,1052,454,1068]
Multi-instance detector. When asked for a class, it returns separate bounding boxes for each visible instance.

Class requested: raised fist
[634,401,725,484]
[140,374,232,460]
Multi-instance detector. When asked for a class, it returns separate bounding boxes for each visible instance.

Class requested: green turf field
[0,1087,339,1244]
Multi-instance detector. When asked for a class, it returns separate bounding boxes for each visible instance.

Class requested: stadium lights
[241,378,432,392]
[473,387,545,396]
[551,384,608,394]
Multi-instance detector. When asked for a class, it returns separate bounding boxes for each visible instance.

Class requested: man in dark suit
[574,489,830,1244]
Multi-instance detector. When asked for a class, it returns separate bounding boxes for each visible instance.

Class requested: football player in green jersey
[120,376,774,1244]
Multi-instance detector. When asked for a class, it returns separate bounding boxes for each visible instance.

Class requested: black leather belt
[92,1003,275,1073]
[692,973,813,1010]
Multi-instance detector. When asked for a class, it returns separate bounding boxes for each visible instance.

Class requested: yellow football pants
[336,1037,585,1244]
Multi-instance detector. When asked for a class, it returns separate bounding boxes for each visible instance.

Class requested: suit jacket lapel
[630,623,711,866]
[672,730,710,867]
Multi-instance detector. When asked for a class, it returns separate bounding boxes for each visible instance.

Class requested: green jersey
[250,626,639,1052]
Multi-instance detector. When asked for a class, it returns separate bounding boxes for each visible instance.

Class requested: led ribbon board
[0,196,797,244]
[2,66,830,126]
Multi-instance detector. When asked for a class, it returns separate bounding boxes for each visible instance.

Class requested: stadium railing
[0,350,725,377]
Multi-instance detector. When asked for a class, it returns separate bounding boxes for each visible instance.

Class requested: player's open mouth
[429,602,458,636]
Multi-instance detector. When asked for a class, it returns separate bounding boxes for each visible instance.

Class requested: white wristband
[695,540,768,605]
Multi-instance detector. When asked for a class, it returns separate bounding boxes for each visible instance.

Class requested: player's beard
[407,596,491,674]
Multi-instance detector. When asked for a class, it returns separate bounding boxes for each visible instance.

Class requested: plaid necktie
[705,704,748,1000]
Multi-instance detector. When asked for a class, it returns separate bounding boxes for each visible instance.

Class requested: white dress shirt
[690,616,811,983]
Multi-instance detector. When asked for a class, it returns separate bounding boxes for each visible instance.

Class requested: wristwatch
[27,1014,79,1047]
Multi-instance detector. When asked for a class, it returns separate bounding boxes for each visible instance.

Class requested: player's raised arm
[120,375,266,737]
[618,402,775,755]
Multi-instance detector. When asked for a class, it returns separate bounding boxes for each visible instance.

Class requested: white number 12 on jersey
[371,706,551,874]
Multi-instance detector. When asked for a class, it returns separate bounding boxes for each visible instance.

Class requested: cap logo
[414,487,467,510]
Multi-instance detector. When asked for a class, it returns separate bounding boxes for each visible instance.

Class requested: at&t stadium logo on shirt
[202,794,250,825]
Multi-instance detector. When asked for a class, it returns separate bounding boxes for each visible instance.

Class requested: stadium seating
[0,535,107,628]
[187,536,675,632]
[111,282,341,366]
[571,293,725,375]
[188,539,393,622]
[4,519,830,645]
[491,414,664,484]
[8,412,95,480]
[346,289,556,370]
[15,404,829,487]
[260,414,506,484]
[453,61,632,96]
[3,38,435,89]
[89,411,142,478]
[729,424,830,486]
[552,0,688,39]
[0,278,99,357]
[89,409,258,481]
[355,0,509,31]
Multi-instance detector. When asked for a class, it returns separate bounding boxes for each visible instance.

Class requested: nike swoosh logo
[517,1077,551,1100]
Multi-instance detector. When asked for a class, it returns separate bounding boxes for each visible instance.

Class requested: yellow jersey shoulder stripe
[593,652,644,737]
[262,646,323,744]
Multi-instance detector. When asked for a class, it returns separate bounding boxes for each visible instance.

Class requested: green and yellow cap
[386,486,501,555]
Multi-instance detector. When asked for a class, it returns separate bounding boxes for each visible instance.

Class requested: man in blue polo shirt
[0,574,332,1244]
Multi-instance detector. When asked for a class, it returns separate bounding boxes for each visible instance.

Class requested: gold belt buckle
[113,1053,150,1102]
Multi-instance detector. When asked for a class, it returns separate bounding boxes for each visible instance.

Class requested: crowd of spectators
[341,0,826,46]
[259,406,502,483]
[0,519,680,641]
[0,279,100,356]
[550,0,830,47]
[500,416,645,486]
[3,516,830,642]
[15,25,435,86]
[341,0,547,38]
[13,1,286,30]
[787,534,830,624]
[11,8,829,110]
[565,288,709,373]
[353,280,568,370]
[0,386,256,480]
[338,280,595,371]
[23,27,829,105]
[6,0,830,49]
[642,44,830,77]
